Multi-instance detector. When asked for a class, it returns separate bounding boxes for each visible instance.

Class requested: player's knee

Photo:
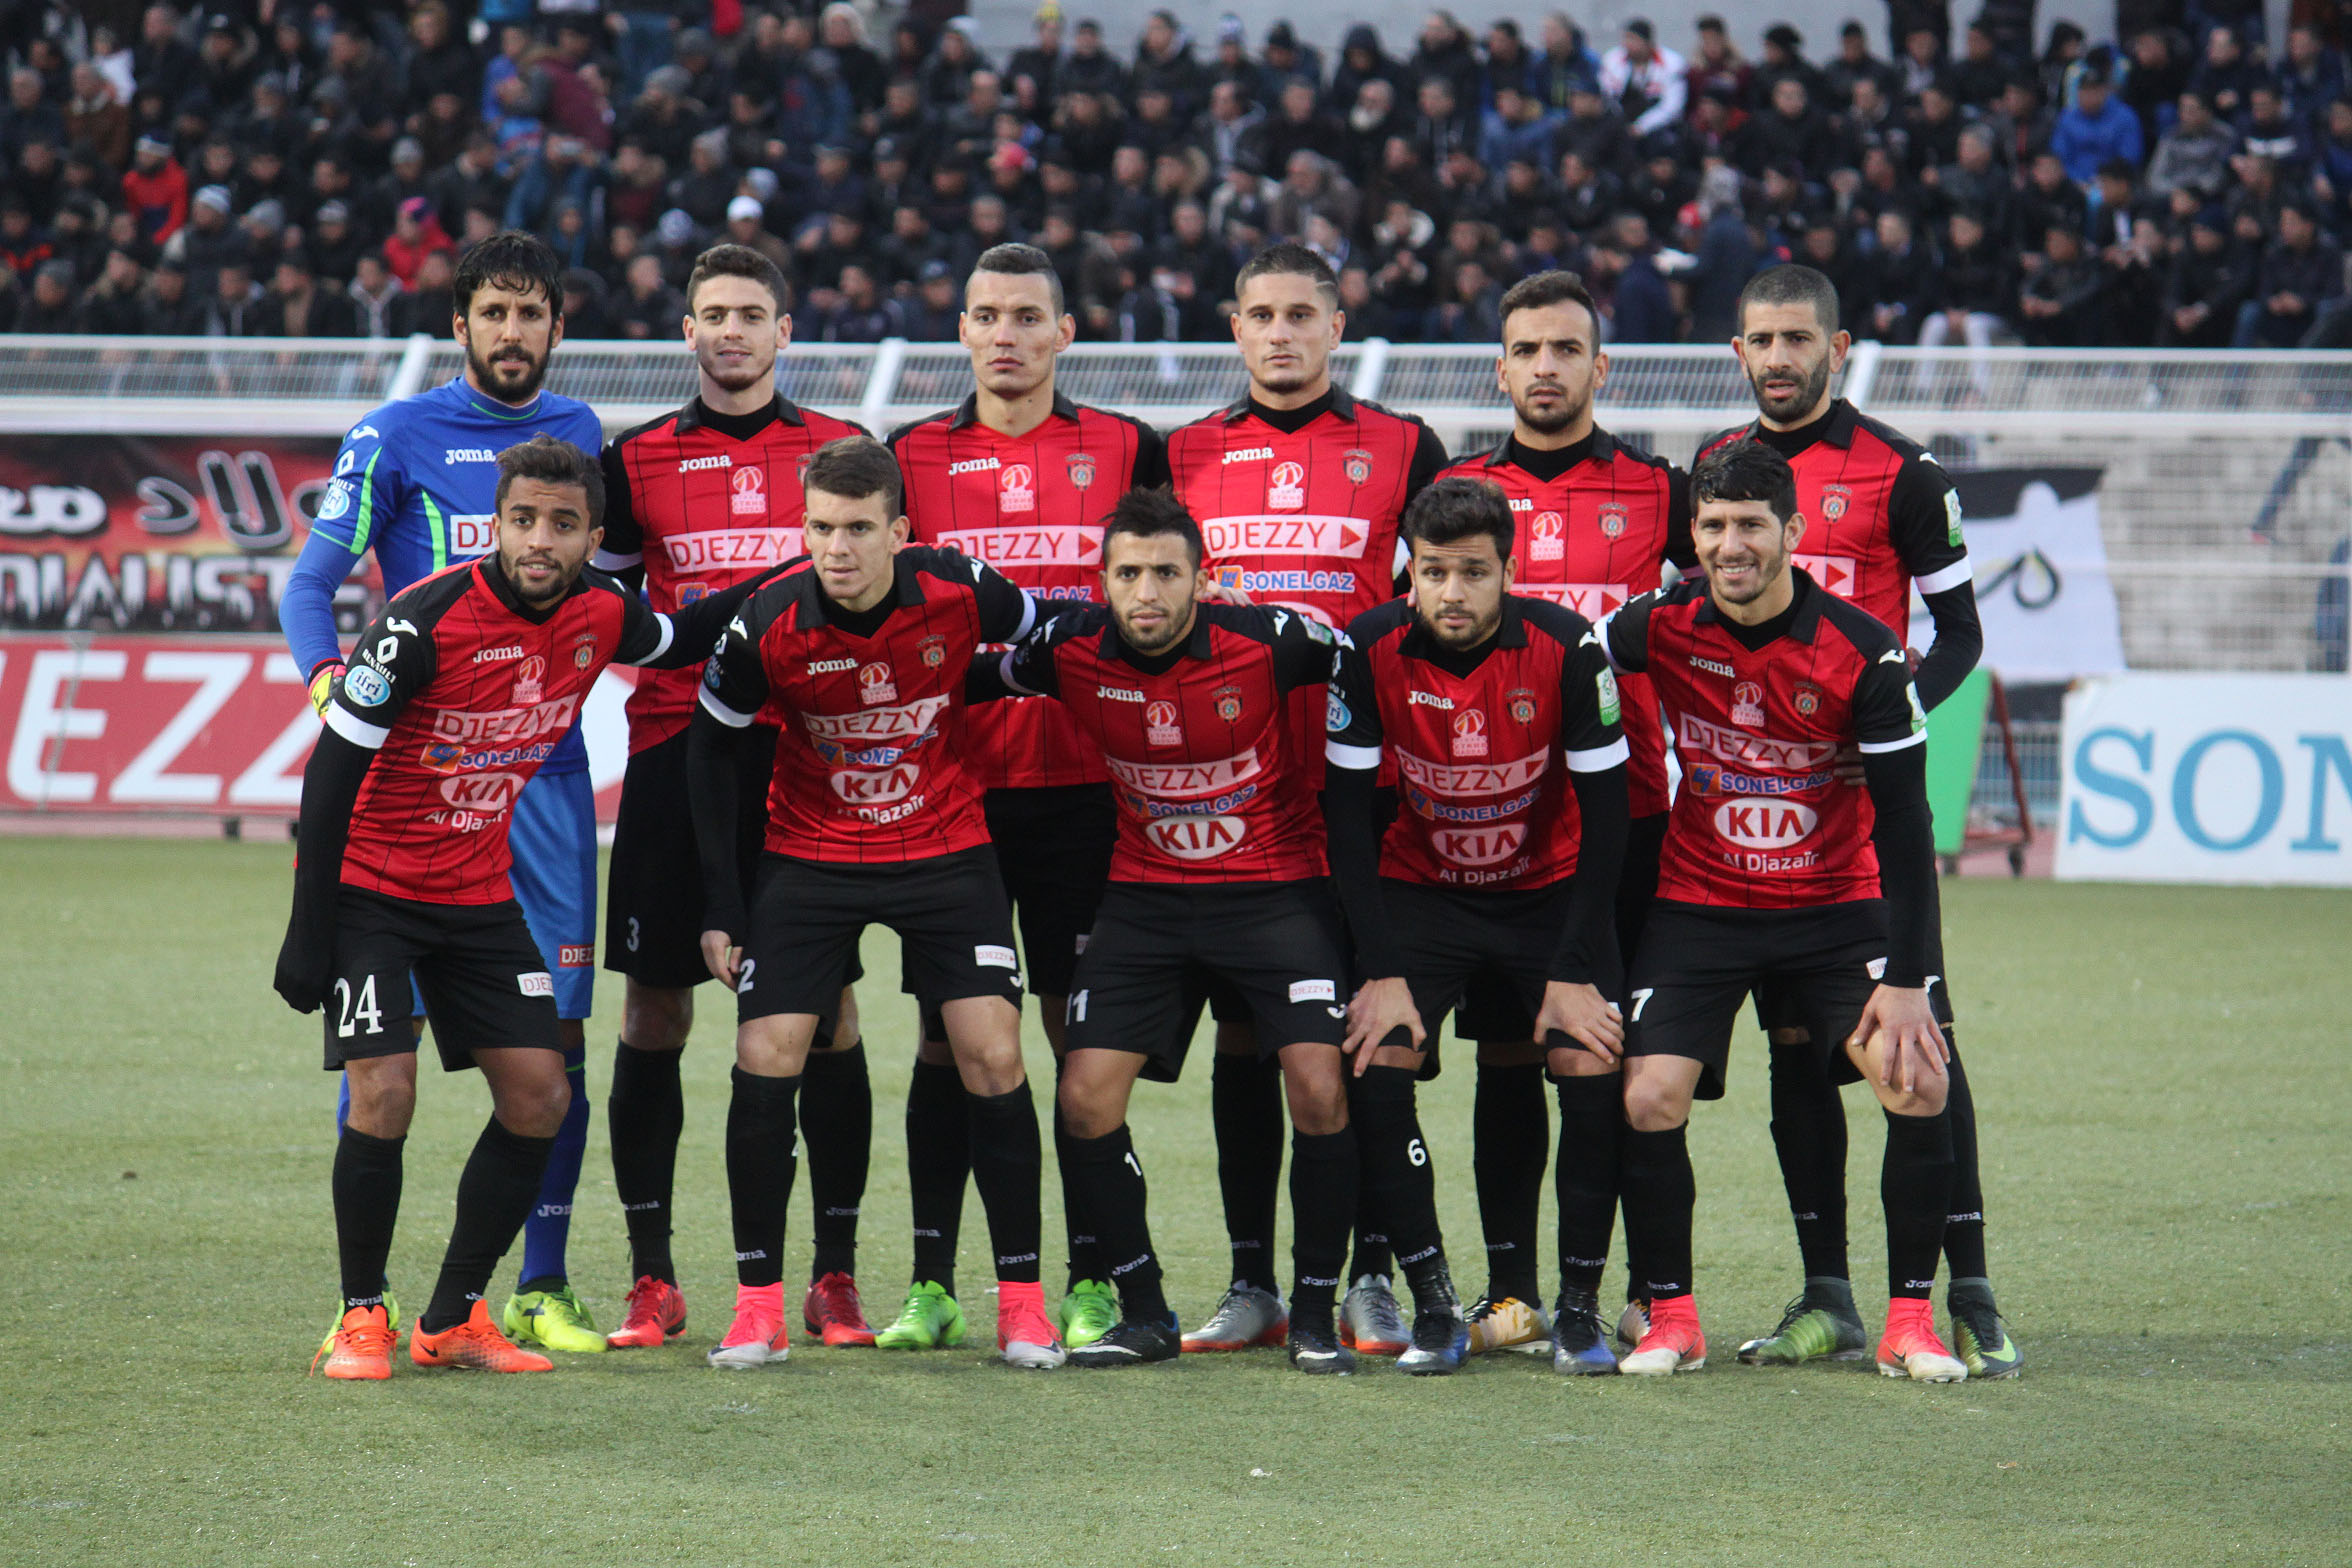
[1877,1077,1948,1119]
[346,1068,416,1138]
[1057,1074,1121,1140]
[500,1070,571,1139]
[1284,1073,1348,1136]
[1621,1075,1688,1133]
[621,984,692,1052]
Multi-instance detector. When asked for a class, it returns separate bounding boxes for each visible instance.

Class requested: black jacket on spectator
[2161,240,2254,346]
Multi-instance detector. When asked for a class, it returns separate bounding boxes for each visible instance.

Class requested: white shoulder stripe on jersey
[1856,729,1929,754]
[1594,608,1631,672]
[630,613,675,666]
[1565,736,1631,773]
[998,648,1045,698]
[1326,739,1383,771]
[697,685,756,728]
[1914,557,1973,596]
[593,548,644,572]
[324,703,389,750]
[1007,589,1038,643]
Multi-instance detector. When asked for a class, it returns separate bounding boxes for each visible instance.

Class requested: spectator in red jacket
[121,135,190,244]
[382,196,455,286]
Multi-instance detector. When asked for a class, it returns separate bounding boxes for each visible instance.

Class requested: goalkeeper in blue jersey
[280,231,613,1355]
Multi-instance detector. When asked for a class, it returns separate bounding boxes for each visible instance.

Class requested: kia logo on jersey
[1067,452,1096,489]
[1146,699,1183,747]
[1820,484,1851,521]
[731,465,766,516]
[1599,501,1629,538]
[1731,680,1767,730]
[1268,461,1306,511]
[1712,800,1820,850]
[510,654,546,706]
[1451,708,1489,758]
[1343,448,1373,485]
[858,663,898,705]
[1530,511,1564,561]
[1000,462,1036,514]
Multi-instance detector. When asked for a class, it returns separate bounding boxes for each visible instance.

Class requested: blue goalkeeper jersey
[281,375,605,772]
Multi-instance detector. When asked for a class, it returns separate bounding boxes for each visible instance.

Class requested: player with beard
[1665,264,2015,1379]
[287,437,769,1378]
[280,232,615,1357]
[883,244,1169,1353]
[977,489,1366,1373]
[1431,272,1694,1357]
[1325,477,1634,1376]
[593,245,877,1352]
[1165,242,1449,1359]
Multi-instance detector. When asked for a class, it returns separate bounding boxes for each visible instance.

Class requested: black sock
[333,1127,404,1309]
[1882,1107,1955,1300]
[607,1040,684,1284]
[1210,1051,1285,1291]
[724,1067,800,1290]
[799,1043,871,1280]
[1768,1036,1851,1282]
[967,1081,1043,1285]
[1066,1125,1167,1322]
[1550,1073,1622,1298]
[422,1118,555,1332]
[1617,1124,1694,1300]
[1348,1065,1443,1296]
[1052,1059,1104,1286]
[1288,1127,1358,1320]
[905,1059,969,1295]
[1940,1038,1989,1280]
[1474,1062,1548,1303]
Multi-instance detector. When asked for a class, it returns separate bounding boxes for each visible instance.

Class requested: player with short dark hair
[1601,438,1971,1383]
[278,229,614,1356]
[881,242,1170,1353]
[1326,476,1634,1375]
[284,436,764,1379]
[689,435,1066,1372]
[1166,239,1450,1358]
[979,487,1366,1372]
[1431,270,1696,1357]
[595,243,878,1353]
[1675,263,2015,1378]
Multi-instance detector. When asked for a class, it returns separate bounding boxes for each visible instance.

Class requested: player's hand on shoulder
[1537,981,1624,1063]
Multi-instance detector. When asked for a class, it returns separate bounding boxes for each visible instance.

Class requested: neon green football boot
[502,1284,608,1353]
[1736,1277,1868,1365]
[873,1281,967,1349]
[1056,1279,1119,1349]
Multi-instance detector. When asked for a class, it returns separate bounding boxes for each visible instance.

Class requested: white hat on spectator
[727,196,764,223]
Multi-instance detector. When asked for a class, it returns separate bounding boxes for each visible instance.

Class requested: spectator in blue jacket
[2052,69,2144,184]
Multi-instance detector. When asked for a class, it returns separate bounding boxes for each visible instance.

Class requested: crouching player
[1326,475,1634,1375]
[284,437,762,1377]
[1601,439,1969,1381]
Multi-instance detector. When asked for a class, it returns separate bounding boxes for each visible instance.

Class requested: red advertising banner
[0,435,383,634]
[0,633,632,822]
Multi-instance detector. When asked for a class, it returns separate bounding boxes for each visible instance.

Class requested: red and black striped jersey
[1694,400,1971,643]
[597,394,870,755]
[1439,430,1692,817]
[320,555,681,903]
[1600,570,1927,909]
[696,546,1036,864]
[890,391,1168,791]
[1167,387,1448,630]
[1328,595,1627,888]
[997,602,1340,884]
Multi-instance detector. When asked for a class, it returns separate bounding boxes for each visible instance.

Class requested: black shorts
[737,848,1022,1025]
[324,888,560,1072]
[917,783,1116,1038]
[1065,880,1352,1083]
[1754,966,1963,1034]
[1452,812,1666,1044]
[1624,899,1955,1097]
[1385,878,1622,1070]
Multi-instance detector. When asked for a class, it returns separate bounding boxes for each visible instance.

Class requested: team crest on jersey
[1506,687,1537,726]
[1794,682,1822,717]
[1343,448,1373,486]
[1451,708,1490,758]
[1145,699,1183,747]
[858,663,898,705]
[917,634,948,669]
[1731,679,1766,729]
[1267,460,1306,511]
[571,632,597,671]
[1820,484,1851,522]
[1067,452,1096,489]
[731,465,767,516]
[1598,501,1629,539]
[1530,511,1564,561]
[1212,685,1245,723]
[796,451,814,486]
[510,655,546,707]
[1000,462,1036,514]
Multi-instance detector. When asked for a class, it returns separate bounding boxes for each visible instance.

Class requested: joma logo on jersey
[678,453,732,473]
[472,645,524,664]
[948,457,1001,476]
[1408,690,1453,710]
[1222,446,1275,464]
[1689,655,1736,678]
[808,657,857,674]
[444,448,496,464]
[1097,686,1147,703]
[1713,800,1820,850]
[1679,715,1837,769]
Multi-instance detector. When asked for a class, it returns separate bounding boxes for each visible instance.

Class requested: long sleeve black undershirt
[1552,761,1627,987]
[1862,741,1943,988]
[1912,581,1983,712]
[275,728,374,1009]
[686,708,755,938]
[1322,763,1401,977]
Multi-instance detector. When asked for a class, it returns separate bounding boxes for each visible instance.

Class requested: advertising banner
[1935,467,2126,683]
[2057,673,2352,885]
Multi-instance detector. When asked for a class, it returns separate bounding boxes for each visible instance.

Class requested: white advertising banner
[2058,674,2352,885]
[1925,468,2126,684]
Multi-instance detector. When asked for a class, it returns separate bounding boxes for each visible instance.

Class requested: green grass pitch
[1,838,2345,1566]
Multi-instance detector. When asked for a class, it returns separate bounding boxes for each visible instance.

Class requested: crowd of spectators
[5,0,2352,349]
